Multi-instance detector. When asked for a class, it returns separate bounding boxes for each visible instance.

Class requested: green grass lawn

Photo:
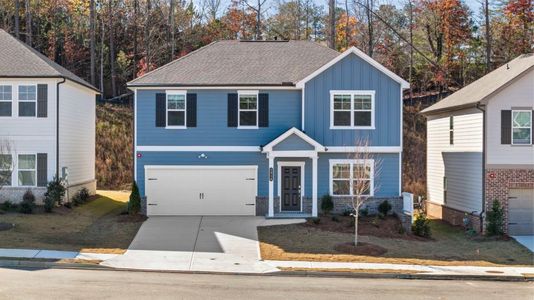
[258,218,534,266]
[0,191,143,253]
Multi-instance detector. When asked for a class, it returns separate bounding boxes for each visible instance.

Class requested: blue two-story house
[128,40,409,218]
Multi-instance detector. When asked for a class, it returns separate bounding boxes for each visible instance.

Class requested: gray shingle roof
[421,54,534,114]
[128,40,341,87]
[0,29,98,92]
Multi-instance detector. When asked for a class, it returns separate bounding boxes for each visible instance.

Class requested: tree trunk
[145,0,151,73]
[408,0,413,104]
[484,0,491,73]
[366,0,373,57]
[25,0,31,46]
[14,0,20,39]
[328,0,335,49]
[133,0,138,78]
[90,0,96,85]
[100,16,105,95]
[108,0,117,97]
[169,0,175,62]
[354,213,359,246]
[255,0,262,40]
[344,0,349,48]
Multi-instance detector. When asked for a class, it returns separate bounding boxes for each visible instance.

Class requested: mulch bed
[334,242,388,256]
[302,214,429,241]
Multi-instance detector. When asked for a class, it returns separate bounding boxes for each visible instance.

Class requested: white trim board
[277,161,305,212]
[128,86,299,91]
[136,146,261,152]
[296,47,410,89]
[329,90,376,130]
[325,146,402,153]
[328,159,375,197]
[144,165,258,170]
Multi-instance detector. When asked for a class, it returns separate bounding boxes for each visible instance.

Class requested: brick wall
[426,201,482,232]
[485,168,534,233]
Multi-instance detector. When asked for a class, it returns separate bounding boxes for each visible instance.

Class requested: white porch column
[312,155,318,217]
[268,155,274,217]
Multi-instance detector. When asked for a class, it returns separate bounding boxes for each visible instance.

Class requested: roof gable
[263,127,325,152]
[296,47,409,89]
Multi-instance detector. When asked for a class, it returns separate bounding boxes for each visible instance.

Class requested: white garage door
[508,189,534,235]
[145,166,257,216]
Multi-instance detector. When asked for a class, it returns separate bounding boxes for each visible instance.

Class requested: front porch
[261,127,325,218]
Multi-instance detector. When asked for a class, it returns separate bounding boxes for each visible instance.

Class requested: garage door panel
[145,166,257,216]
[508,189,534,236]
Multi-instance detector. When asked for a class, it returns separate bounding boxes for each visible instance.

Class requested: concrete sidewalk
[266,260,534,277]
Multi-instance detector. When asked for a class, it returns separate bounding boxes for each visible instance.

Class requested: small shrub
[1,200,17,212]
[412,213,432,238]
[19,190,35,214]
[359,207,369,217]
[342,208,353,217]
[378,200,392,217]
[44,176,66,213]
[128,181,141,215]
[311,217,321,225]
[331,215,340,222]
[321,194,334,215]
[486,199,504,236]
[72,188,90,206]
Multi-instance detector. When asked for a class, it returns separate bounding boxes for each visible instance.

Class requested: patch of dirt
[303,215,429,241]
[0,222,14,231]
[117,214,148,223]
[334,242,388,256]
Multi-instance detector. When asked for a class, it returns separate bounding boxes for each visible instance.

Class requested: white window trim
[165,90,187,129]
[277,161,305,212]
[237,90,259,129]
[330,90,375,129]
[0,153,13,187]
[17,84,38,118]
[17,153,37,187]
[329,159,374,197]
[0,84,13,117]
[511,110,532,145]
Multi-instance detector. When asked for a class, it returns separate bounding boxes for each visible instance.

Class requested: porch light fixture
[198,153,208,159]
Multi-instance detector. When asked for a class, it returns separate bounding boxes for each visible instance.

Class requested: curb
[0,259,532,282]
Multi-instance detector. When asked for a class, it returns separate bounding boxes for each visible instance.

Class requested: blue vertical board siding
[317,153,400,197]
[304,53,401,147]
[137,151,398,198]
[137,89,301,146]
[272,134,315,151]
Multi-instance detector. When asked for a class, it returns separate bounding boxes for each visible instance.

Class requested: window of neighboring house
[18,154,36,187]
[331,91,374,129]
[449,116,454,145]
[166,92,186,128]
[512,110,532,145]
[330,160,374,196]
[0,154,12,186]
[18,85,37,117]
[238,92,258,128]
[0,85,12,117]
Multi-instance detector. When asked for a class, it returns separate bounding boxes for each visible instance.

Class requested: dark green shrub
[359,207,369,217]
[311,217,321,225]
[128,181,141,215]
[486,200,504,236]
[342,208,353,217]
[378,200,392,218]
[73,188,90,206]
[1,200,17,212]
[331,215,340,222]
[412,213,431,238]
[321,194,334,215]
[19,190,35,214]
[44,176,66,213]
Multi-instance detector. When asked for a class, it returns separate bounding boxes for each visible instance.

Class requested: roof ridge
[128,40,220,85]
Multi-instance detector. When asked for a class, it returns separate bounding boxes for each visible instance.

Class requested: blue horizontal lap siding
[137,89,301,146]
[304,53,401,147]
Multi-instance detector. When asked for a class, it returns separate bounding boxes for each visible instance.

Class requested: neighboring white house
[0,29,99,202]
[421,54,534,235]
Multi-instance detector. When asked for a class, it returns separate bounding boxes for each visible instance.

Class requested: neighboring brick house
[421,54,534,235]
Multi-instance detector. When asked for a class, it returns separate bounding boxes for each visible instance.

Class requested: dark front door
[281,166,301,211]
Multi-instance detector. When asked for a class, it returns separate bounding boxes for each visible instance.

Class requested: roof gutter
[0,75,100,93]
[475,102,487,232]
[56,77,66,179]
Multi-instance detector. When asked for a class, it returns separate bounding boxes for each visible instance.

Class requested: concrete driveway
[512,236,534,252]
[102,216,302,273]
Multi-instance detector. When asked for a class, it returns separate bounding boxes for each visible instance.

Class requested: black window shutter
[37,153,47,187]
[258,93,269,127]
[155,93,166,127]
[501,110,511,144]
[227,93,238,127]
[37,84,48,118]
[186,93,197,127]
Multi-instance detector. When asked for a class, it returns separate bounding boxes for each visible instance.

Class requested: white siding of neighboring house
[426,108,484,213]
[485,70,534,167]
[58,81,96,188]
[0,78,59,187]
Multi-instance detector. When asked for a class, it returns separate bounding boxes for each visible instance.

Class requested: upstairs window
[512,110,532,145]
[166,92,186,128]
[0,85,12,117]
[449,116,454,145]
[331,91,375,129]
[238,91,258,128]
[0,154,12,186]
[18,85,37,117]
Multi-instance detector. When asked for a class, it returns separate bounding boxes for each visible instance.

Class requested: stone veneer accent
[0,179,97,204]
[484,168,534,234]
[255,196,315,216]
[426,201,482,232]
